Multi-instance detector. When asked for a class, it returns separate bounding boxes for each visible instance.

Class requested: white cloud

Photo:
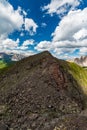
[35,40,77,53]
[42,0,81,16]
[0,49,35,56]
[79,47,87,54]
[0,37,36,55]
[35,8,87,58]
[54,47,75,55]
[35,41,51,51]
[25,18,38,35]
[52,8,87,42]
[0,0,24,38]
[19,39,35,50]
[18,46,29,50]
[73,28,87,40]
[20,32,24,37]
[0,37,36,56]
[0,38,19,51]
[0,0,38,37]
[0,0,38,54]
[22,39,34,46]
[22,50,35,56]
[41,23,47,28]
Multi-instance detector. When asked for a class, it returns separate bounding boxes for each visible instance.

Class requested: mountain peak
[35,51,52,58]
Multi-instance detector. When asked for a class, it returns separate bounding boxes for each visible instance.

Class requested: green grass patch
[0,60,7,69]
[68,62,87,94]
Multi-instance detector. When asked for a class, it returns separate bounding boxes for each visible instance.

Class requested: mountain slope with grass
[0,51,87,130]
[68,62,87,94]
[60,60,87,94]
[0,60,7,69]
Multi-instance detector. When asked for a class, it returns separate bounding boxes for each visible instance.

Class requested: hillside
[60,60,87,94]
[0,60,7,69]
[0,51,87,130]
[68,62,87,94]
[0,60,15,75]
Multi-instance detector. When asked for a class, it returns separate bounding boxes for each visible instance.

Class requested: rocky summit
[0,51,87,130]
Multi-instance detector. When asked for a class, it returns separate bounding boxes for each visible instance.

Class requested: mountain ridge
[0,51,87,130]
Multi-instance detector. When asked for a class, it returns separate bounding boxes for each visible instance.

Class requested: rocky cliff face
[74,56,87,67]
[0,51,87,130]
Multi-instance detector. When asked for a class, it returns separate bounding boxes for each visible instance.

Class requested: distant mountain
[0,53,25,70]
[0,51,87,130]
[74,56,87,67]
[0,52,25,62]
[0,53,26,71]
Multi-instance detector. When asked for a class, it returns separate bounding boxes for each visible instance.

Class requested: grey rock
[0,123,8,130]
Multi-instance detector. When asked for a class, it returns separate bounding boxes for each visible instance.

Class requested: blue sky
[0,0,87,59]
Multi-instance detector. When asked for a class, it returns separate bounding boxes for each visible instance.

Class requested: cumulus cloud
[0,0,38,37]
[0,0,38,54]
[73,28,87,40]
[35,7,87,58]
[35,41,51,51]
[51,8,87,57]
[42,0,81,16]
[0,37,35,56]
[0,0,24,38]
[0,38,19,51]
[19,39,35,50]
[0,48,35,56]
[52,8,87,42]
[22,39,34,46]
[25,18,38,35]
